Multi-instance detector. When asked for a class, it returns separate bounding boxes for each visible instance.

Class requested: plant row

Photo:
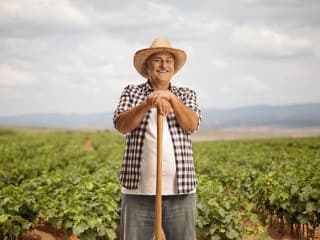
[1,129,319,239]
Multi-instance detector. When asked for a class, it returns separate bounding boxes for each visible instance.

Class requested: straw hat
[134,38,187,78]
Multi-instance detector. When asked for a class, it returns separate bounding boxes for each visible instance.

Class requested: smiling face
[146,52,175,86]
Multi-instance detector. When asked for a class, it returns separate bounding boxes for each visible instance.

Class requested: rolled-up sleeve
[184,89,202,133]
[113,85,133,128]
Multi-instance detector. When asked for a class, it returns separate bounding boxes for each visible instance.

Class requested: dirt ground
[21,221,319,240]
[84,138,95,151]
[21,223,119,240]
[21,223,69,240]
[191,127,320,142]
[266,223,320,240]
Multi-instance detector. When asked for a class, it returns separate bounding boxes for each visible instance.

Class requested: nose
[162,61,171,69]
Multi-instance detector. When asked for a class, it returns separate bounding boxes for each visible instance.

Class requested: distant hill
[1,103,319,129]
[202,102,320,128]
[0,112,114,129]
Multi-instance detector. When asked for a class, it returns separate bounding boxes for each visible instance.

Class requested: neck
[149,78,170,90]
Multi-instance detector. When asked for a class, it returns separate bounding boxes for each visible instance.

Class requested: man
[113,38,201,240]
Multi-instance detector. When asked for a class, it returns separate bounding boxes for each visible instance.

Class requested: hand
[145,90,174,116]
[156,98,172,116]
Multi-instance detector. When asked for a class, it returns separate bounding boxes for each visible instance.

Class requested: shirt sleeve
[184,88,202,134]
[113,85,133,129]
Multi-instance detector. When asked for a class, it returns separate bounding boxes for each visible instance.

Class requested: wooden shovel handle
[155,111,163,240]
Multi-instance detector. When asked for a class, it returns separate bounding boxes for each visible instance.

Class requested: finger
[148,92,159,105]
[160,100,169,116]
[152,93,161,105]
[146,93,155,106]
[164,102,170,116]
[154,94,162,106]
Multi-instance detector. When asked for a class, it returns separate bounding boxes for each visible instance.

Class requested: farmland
[0,127,319,239]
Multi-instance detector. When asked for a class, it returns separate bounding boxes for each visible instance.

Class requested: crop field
[0,127,319,240]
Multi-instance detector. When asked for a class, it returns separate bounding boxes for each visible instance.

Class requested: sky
[1,0,320,116]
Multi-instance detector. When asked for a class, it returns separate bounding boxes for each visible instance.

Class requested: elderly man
[113,38,201,240]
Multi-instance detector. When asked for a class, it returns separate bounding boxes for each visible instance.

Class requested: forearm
[170,95,199,132]
[115,101,150,134]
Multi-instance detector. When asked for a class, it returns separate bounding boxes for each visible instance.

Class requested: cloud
[0,1,320,115]
[231,26,313,58]
[71,0,231,42]
[211,60,228,69]
[189,0,320,28]
[0,0,93,37]
[0,65,36,87]
[215,74,271,97]
[219,86,233,94]
[233,74,272,93]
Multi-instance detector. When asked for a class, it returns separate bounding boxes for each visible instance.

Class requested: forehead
[150,52,175,60]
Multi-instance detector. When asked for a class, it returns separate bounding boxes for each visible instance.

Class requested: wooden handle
[155,110,163,240]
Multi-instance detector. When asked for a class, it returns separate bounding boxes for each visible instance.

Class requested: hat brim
[134,47,187,79]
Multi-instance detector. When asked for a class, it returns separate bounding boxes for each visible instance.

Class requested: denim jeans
[120,193,197,240]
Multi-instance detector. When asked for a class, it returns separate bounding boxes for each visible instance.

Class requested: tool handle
[155,110,163,240]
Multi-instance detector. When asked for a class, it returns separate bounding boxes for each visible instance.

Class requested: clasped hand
[145,90,174,116]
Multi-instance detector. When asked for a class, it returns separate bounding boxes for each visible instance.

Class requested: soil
[21,223,77,240]
[84,138,95,151]
[266,223,320,240]
[21,222,120,240]
[192,127,320,142]
[20,221,319,240]
[241,213,320,240]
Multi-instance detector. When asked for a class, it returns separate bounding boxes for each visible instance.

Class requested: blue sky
[1,0,319,116]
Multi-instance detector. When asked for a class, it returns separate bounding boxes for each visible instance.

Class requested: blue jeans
[120,193,197,240]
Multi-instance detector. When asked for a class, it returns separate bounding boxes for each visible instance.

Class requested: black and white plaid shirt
[113,80,201,194]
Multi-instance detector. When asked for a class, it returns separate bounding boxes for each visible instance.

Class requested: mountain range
[1,103,319,129]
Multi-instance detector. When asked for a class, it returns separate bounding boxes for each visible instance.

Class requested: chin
[160,74,173,81]
[159,78,171,83]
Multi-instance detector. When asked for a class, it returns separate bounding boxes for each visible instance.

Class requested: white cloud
[89,1,174,30]
[231,26,313,58]
[211,60,228,68]
[215,75,271,98]
[233,74,272,92]
[0,66,36,87]
[0,0,92,37]
[0,0,91,26]
[0,1,320,115]
[219,86,233,93]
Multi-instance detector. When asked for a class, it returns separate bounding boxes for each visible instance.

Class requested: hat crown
[150,38,172,48]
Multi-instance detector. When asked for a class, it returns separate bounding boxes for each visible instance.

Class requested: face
[146,52,175,84]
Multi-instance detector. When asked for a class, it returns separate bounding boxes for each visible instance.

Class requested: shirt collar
[145,79,178,95]
[145,79,154,94]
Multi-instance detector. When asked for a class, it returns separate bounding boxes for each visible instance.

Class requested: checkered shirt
[113,80,201,194]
